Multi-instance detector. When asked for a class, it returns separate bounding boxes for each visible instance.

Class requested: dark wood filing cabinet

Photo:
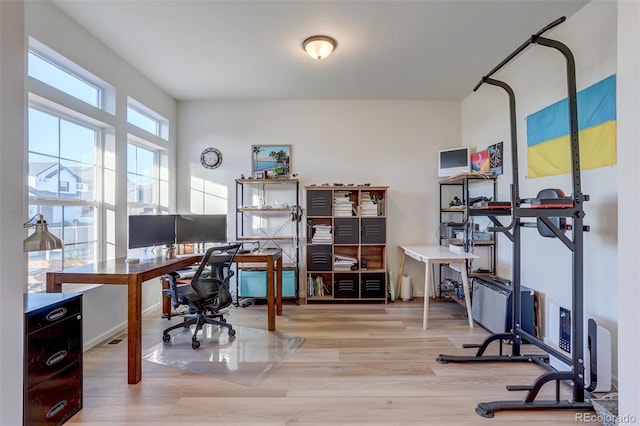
[24,293,83,425]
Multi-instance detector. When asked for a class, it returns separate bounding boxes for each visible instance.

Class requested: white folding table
[397,244,478,329]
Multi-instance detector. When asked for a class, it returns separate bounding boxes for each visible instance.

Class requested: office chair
[162,243,241,349]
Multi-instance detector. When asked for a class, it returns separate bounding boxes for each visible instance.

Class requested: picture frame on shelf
[471,149,490,173]
[488,142,503,175]
[252,144,291,178]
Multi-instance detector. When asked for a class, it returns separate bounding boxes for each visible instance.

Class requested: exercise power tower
[436,17,594,417]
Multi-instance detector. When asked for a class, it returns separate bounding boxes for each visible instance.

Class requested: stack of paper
[360,191,382,216]
[334,254,357,271]
[311,224,332,244]
[334,191,354,216]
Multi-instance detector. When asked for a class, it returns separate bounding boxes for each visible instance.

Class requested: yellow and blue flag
[527,74,616,178]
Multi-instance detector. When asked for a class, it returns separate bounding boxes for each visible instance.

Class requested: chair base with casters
[161,243,241,349]
[162,308,236,349]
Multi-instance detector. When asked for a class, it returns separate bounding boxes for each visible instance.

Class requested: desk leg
[266,256,275,331]
[46,273,62,293]
[432,263,438,300]
[161,277,172,320]
[459,261,474,329]
[423,260,432,329]
[128,275,143,384]
[276,256,283,316]
[397,252,406,298]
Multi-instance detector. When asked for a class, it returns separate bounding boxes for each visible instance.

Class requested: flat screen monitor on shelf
[128,214,177,249]
[438,146,470,177]
[175,214,227,244]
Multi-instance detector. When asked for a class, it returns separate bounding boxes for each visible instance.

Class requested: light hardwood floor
[69,298,593,425]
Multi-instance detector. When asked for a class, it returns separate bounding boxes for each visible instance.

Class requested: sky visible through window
[28,52,99,107]
[128,106,159,135]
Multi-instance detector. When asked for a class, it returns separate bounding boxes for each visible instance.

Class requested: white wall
[177,100,461,292]
[462,0,618,380]
[0,2,26,424]
[616,0,640,419]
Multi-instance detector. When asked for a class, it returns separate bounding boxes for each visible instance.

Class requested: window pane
[127,174,154,204]
[60,119,96,164]
[65,205,95,232]
[26,205,64,293]
[27,203,98,292]
[127,143,136,174]
[60,159,95,200]
[28,152,60,197]
[136,148,155,177]
[131,175,155,204]
[28,52,99,107]
[27,249,63,293]
[63,199,97,264]
[29,108,59,157]
[127,173,137,203]
[159,180,168,208]
[127,144,157,204]
[128,106,158,135]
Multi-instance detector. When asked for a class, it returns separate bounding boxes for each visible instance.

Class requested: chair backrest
[190,243,241,301]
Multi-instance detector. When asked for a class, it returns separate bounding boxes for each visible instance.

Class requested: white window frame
[127,97,169,141]
[27,105,104,292]
[28,37,115,113]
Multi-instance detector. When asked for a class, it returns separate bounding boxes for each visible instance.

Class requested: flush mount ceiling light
[303,35,337,60]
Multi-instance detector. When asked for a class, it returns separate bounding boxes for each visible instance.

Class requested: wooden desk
[397,244,477,329]
[46,248,283,384]
[162,249,284,330]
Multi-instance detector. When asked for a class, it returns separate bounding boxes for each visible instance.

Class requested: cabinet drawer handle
[46,400,67,419]
[46,307,67,322]
[46,350,68,366]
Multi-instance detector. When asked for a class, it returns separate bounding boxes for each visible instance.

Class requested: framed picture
[471,149,490,173]
[488,142,503,175]
[252,145,291,178]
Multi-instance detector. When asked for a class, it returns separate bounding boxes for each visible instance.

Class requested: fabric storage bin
[239,269,296,298]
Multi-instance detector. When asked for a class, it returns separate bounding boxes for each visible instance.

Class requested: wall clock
[200,147,222,169]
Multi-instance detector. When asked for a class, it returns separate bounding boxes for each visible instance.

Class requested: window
[128,143,160,209]
[25,40,174,290]
[127,142,169,253]
[27,107,100,292]
[128,106,159,135]
[28,51,101,108]
[127,98,168,140]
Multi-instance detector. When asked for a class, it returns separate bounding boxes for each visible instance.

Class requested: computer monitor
[438,146,470,177]
[128,214,176,249]
[175,214,227,244]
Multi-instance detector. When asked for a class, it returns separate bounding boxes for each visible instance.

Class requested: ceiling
[51,0,589,102]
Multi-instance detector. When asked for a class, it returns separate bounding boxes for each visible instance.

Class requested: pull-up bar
[473,17,566,92]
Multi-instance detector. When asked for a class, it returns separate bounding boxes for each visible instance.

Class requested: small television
[175,214,227,244]
[438,146,470,177]
[128,214,176,249]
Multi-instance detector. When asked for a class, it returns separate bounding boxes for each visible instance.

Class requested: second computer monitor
[175,214,227,244]
[128,214,177,249]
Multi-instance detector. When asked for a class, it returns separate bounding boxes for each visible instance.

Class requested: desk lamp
[23,214,64,252]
